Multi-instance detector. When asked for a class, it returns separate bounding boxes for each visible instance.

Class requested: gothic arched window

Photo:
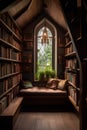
[34,19,57,80]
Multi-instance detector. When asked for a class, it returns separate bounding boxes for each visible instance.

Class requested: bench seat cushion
[20,86,67,97]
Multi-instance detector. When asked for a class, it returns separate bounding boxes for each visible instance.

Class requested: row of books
[0,77,12,95]
[0,63,21,77]
[0,12,22,40]
[65,72,77,86]
[0,45,21,61]
[66,58,77,69]
[23,41,33,50]
[68,86,77,105]
[0,74,21,96]
[65,44,73,54]
[0,27,12,43]
[12,38,22,50]
[23,52,32,63]
[65,34,71,44]
[0,85,19,114]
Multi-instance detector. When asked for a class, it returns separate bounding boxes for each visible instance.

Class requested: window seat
[19,86,68,106]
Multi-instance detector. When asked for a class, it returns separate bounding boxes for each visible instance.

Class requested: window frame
[34,18,57,81]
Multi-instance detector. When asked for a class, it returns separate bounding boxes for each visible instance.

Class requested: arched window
[34,18,57,80]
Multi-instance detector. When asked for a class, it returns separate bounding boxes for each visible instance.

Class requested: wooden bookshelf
[61,0,87,129]
[57,32,65,79]
[64,28,80,111]
[0,11,22,114]
[63,1,81,111]
[22,32,33,81]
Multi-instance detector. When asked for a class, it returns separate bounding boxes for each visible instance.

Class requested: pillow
[46,78,58,89]
[46,78,54,85]
[22,80,33,89]
[57,79,68,90]
[49,80,58,89]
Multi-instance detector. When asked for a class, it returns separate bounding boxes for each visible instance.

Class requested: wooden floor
[13,106,79,130]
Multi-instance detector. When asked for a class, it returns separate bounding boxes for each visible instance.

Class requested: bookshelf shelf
[83,58,87,61]
[0,57,21,62]
[0,72,21,80]
[65,51,76,58]
[68,81,80,91]
[65,68,78,74]
[65,41,72,47]
[0,83,19,99]
[76,36,82,41]
[65,31,68,36]
[70,15,78,24]
[0,39,22,52]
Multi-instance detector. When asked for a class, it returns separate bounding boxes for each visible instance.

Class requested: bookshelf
[64,31,80,112]
[0,12,22,114]
[57,32,65,79]
[22,33,33,81]
[61,0,87,129]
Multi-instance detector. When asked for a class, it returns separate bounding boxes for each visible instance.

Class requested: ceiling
[0,0,67,30]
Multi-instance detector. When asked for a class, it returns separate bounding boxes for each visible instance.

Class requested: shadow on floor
[21,103,76,113]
